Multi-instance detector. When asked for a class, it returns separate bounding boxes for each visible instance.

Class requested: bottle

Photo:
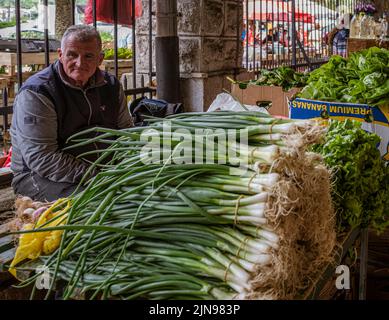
[380,14,388,40]
[350,14,361,38]
[359,13,369,38]
[367,15,376,39]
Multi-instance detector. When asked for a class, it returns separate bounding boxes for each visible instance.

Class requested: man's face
[58,36,103,87]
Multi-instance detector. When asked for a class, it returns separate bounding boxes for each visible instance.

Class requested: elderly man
[10,25,133,201]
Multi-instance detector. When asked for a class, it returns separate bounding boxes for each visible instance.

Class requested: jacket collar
[55,60,107,90]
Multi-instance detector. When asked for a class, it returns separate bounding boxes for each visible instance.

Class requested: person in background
[262,28,278,45]
[309,23,322,52]
[332,18,350,57]
[241,23,247,42]
[279,28,289,47]
[10,25,133,202]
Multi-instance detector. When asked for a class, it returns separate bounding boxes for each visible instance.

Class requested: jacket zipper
[82,88,99,152]
[83,89,93,126]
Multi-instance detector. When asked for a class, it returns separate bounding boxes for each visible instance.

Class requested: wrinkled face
[58,36,103,87]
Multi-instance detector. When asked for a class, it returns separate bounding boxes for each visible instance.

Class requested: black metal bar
[321,0,323,59]
[113,0,118,79]
[245,0,249,69]
[141,75,145,97]
[0,106,13,117]
[325,0,329,57]
[287,0,290,67]
[291,0,297,68]
[15,0,22,89]
[359,228,368,300]
[273,1,281,67]
[252,0,255,72]
[149,0,153,98]
[123,76,128,90]
[296,36,312,70]
[281,0,285,63]
[43,0,49,67]
[302,0,305,51]
[234,0,240,80]
[93,0,97,28]
[71,0,75,25]
[1,87,12,132]
[298,0,301,58]
[132,0,137,100]
[320,0,324,58]
[271,0,274,69]
[1,89,10,132]
[2,89,8,108]
[259,0,263,74]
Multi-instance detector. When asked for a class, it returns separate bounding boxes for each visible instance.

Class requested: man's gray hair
[61,25,102,51]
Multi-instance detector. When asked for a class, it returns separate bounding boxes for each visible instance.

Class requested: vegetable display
[298,47,389,106]
[313,119,389,233]
[253,67,308,91]
[6,112,336,300]
[104,47,133,60]
[232,67,308,91]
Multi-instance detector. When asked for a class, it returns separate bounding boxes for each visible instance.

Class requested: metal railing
[0,0,156,146]
[242,0,357,73]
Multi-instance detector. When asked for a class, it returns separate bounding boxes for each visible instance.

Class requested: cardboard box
[231,83,301,117]
[289,98,389,161]
[347,38,389,56]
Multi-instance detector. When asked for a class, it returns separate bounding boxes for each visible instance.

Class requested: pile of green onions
[11,111,316,300]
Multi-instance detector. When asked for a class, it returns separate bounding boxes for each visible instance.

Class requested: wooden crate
[0,52,57,76]
[100,59,133,79]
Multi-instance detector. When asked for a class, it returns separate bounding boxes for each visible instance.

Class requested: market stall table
[0,52,58,98]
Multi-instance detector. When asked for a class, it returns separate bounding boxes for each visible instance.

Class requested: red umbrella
[84,0,142,27]
[244,0,315,23]
[292,11,315,24]
[246,0,290,22]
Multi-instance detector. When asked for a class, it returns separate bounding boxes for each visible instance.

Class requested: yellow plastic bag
[9,198,71,278]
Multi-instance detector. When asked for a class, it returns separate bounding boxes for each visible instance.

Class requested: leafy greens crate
[231,84,301,117]
[289,98,389,161]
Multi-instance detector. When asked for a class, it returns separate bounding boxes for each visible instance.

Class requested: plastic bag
[208,93,269,113]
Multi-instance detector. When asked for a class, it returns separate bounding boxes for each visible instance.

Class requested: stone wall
[136,0,248,111]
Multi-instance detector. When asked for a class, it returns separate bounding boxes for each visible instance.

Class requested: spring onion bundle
[8,111,336,300]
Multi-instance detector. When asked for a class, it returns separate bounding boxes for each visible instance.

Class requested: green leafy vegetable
[299,47,389,106]
[313,119,389,233]
[230,67,308,91]
[104,47,133,60]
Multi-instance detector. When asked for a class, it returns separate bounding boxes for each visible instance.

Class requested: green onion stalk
[8,111,314,300]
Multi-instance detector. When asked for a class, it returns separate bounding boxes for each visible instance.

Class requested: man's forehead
[63,35,99,49]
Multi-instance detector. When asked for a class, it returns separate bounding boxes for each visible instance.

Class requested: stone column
[55,0,73,39]
[136,0,248,112]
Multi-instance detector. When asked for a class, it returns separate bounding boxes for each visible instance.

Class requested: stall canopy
[245,0,315,23]
[84,0,143,26]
